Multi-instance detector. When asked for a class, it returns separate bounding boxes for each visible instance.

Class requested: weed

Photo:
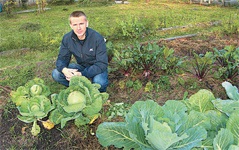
[144,81,154,92]
[106,102,131,120]
[2,101,16,119]
[155,75,171,92]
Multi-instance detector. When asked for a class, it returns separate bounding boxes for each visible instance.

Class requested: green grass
[1,2,238,52]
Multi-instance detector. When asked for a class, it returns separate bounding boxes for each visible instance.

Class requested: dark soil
[0,34,238,150]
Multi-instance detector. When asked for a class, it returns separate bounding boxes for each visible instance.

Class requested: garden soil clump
[0,35,239,149]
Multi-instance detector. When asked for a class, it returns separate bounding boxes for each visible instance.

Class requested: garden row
[9,70,239,149]
[108,41,239,82]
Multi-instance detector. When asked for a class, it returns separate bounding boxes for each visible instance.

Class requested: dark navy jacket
[56,28,108,78]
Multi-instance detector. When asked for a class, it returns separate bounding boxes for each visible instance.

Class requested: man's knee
[93,74,108,92]
[52,69,63,82]
[52,69,58,81]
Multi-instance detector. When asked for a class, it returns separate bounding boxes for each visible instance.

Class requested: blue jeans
[52,63,108,92]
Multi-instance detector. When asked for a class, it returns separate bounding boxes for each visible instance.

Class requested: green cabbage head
[30,84,43,96]
[49,76,109,128]
[63,91,86,113]
[11,78,51,106]
[17,95,55,123]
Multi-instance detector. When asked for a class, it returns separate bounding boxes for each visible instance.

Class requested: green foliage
[49,76,109,128]
[11,78,51,106]
[132,79,143,91]
[10,76,109,136]
[19,23,41,32]
[112,42,184,78]
[105,41,115,62]
[144,81,154,92]
[212,81,239,116]
[190,51,215,79]
[118,17,146,40]
[96,81,239,149]
[154,75,171,91]
[222,14,239,35]
[213,45,239,80]
[159,46,185,75]
[183,89,215,112]
[112,45,134,76]
[10,78,54,136]
[131,42,163,77]
[18,95,54,135]
[106,102,131,120]
[4,0,16,15]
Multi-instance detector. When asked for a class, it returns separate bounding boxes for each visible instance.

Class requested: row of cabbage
[96,81,239,150]
[10,76,109,136]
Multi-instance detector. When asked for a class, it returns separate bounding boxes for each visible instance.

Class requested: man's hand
[62,68,82,81]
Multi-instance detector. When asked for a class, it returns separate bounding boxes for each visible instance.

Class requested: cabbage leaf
[184,89,215,112]
[213,128,234,150]
[222,81,239,100]
[49,76,109,128]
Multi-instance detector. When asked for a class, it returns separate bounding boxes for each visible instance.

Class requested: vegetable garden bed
[1,34,239,149]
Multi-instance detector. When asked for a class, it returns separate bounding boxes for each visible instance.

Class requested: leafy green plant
[213,45,239,80]
[11,78,51,106]
[160,47,185,75]
[96,82,239,150]
[106,102,131,120]
[49,76,109,129]
[212,81,239,116]
[106,41,114,62]
[154,75,171,91]
[17,96,55,136]
[118,17,146,40]
[144,81,154,92]
[125,80,134,88]
[190,51,215,80]
[10,78,54,136]
[131,42,164,77]
[112,46,134,77]
[222,14,239,35]
[132,79,143,91]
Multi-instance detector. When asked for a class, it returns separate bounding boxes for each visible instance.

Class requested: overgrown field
[0,1,239,149]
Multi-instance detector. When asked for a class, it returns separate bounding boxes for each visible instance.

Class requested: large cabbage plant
[49,76,109,128]
[10,78,54,136]
[11,78,51,106]
[96,81,239,150]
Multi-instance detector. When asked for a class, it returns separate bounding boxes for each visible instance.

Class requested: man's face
[70,16,88,38]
